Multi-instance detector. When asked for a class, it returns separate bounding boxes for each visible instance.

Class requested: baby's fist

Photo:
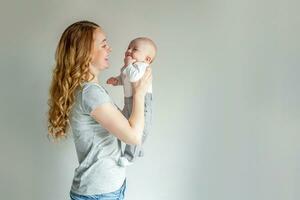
[106,77,119,86]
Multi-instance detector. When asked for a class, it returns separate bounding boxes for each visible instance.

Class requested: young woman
[47,20,152,200]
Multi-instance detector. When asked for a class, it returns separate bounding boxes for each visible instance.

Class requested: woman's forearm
[128,93,145,144]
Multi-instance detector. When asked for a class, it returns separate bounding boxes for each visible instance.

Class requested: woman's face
[90,28,112,70]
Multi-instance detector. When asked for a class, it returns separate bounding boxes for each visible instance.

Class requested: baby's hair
[132,37,157,63]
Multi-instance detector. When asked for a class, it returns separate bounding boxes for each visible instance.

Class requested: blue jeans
[70,179,126,200]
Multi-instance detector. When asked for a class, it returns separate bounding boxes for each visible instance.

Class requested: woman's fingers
[132,67,152,96]
[143,67,152,81]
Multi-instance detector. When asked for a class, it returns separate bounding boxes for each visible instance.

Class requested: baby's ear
[146,56,152,63]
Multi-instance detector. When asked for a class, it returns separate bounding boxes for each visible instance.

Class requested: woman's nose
[108,46,112,52]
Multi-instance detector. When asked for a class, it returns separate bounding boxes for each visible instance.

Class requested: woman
[47,20,151,200]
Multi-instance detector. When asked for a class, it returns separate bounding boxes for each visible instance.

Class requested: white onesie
[118,61,152,97]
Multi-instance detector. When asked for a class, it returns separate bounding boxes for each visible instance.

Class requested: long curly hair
[47,21,100,141]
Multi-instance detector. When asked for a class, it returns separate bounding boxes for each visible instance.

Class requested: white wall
[0,0,299,199]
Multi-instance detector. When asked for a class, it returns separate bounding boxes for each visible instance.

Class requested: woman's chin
[101,64,109,70]
[100,62,109,69]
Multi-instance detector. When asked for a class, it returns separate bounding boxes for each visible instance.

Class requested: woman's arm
[90,68,152,145]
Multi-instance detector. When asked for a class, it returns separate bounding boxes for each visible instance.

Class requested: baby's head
[125,37,157,64]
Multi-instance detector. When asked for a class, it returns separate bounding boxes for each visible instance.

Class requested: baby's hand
[106,77,119,86]
[124,56,136,66]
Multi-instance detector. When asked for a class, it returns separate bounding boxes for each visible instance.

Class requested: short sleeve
[125,62,149,82]
[81,84,111,114]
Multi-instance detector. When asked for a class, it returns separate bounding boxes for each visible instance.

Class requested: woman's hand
[132,67,152,97]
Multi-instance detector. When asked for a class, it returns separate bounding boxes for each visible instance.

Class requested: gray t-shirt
[69,82,126,195]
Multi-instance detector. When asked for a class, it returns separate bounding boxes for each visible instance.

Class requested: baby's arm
[107,65,127,86]
[107,75,122,86]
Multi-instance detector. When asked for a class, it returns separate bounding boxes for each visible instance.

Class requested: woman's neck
[88,75,99,83]
[88,65,100,83]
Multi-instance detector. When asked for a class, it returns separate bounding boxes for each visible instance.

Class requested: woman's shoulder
[81,82,107,94]
[82,82,102,88]
[80,82,111,103]
[79,82,112,114]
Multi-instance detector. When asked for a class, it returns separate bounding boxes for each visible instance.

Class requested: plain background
[0,0,299,199]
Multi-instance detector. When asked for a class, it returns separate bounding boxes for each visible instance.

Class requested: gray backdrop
[0,0,299,199]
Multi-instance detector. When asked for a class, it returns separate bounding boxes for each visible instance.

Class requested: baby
[107,37,157,166]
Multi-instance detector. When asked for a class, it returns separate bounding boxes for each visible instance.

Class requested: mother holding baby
[47,20,152,200]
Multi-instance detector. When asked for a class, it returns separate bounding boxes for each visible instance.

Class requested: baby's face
[125,40,151,63]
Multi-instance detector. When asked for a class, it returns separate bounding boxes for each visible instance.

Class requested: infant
[107,37,157,166]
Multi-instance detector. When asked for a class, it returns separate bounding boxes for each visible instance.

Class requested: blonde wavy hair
[47,21,100,141]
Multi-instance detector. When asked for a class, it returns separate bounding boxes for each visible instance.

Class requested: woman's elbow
[131,131,142,145]
[120,129,142,145]
[135,136,142,145]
